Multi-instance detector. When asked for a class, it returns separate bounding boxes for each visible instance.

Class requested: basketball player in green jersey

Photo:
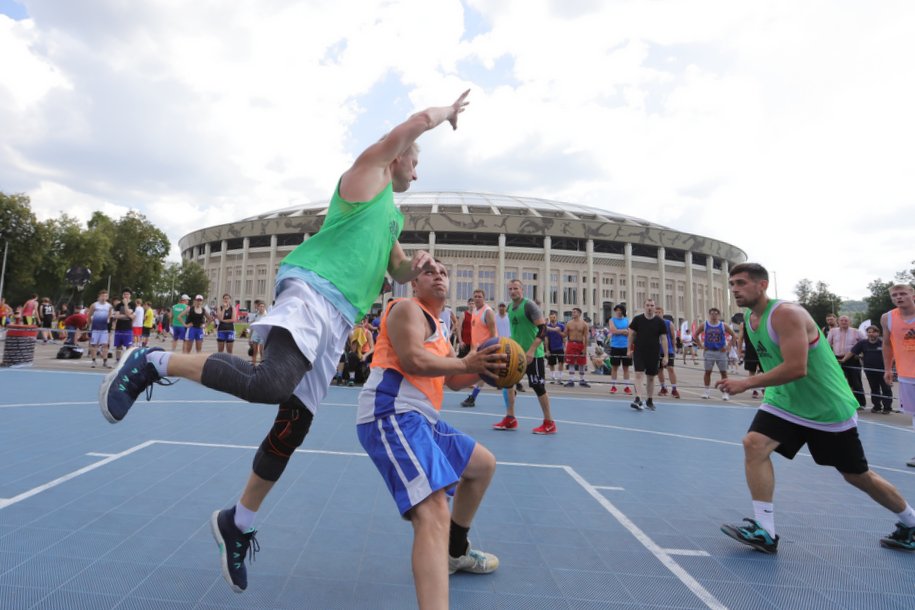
[99,91,473,592]
[718,263,915,554]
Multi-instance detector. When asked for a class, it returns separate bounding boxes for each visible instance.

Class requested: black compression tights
[200,327,311,404]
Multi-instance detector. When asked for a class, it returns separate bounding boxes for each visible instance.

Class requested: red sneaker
[624,386,632,395]
[658,387,669,396]
[532,420,557,435]
[492,416,518,430]
[610,385,618,394]
[671,388,681,399]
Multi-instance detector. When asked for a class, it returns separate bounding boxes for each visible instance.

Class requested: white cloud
[2,0,914,299]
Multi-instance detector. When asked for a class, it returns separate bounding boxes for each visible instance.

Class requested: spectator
[458,298,473,358]
[607,304,632,395]
[544,310,566,384]
[844,326,892,414]
[38,297,56,343]
[21,293,38,326]
[827,315,866,408]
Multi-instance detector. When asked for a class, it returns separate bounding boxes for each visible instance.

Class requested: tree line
[794,264,915,328]
[0,192,208,307]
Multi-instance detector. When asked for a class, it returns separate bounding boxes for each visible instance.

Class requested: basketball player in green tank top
[717,263,915,554]
[98,91,477,593]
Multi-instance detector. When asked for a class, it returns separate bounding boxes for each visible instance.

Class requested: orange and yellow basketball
[479,337,527,389]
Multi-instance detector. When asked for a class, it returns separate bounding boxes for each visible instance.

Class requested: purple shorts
[114,330,134,348]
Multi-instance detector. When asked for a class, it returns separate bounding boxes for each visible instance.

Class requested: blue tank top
[704,321,727,350]
[610,317,629,349]
[91,302,111,331]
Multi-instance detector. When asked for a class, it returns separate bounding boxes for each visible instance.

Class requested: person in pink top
[21,293,38,326]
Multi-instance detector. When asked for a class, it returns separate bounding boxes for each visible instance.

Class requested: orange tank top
[470,304,494,347]
[372,298,452,409]
[889,308,915,378]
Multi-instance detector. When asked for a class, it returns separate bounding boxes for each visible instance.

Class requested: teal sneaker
[721,518,779,554]
[99,347,173,423]
[880,522,915,551]
[211,507,260,592]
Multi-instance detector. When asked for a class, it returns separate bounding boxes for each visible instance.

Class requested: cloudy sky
[2,0,914,300]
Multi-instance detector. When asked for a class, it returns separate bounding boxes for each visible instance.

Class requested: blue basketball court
[2,368,914,609]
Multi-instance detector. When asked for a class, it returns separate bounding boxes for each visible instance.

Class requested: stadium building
[179,192,747,325]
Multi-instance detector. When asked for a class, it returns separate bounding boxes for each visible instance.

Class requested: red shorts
[565,341,586,366]
[133,327,142,338]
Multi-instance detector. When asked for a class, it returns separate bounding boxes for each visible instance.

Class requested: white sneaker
[449,543,499,575]
[722,393,730,401]
[702,391,710,399]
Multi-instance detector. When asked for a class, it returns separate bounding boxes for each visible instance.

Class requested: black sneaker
[630,397,643,411]
[563,381,575,388]
[645,398,655,411]
[579,381,591,388]
[721,518,779,554]
[870,407,881,413]
[211,507,260,592]
[515,383,525,392]
[880,522,915,551]
[461,395,476,408]
[99,347,173,423]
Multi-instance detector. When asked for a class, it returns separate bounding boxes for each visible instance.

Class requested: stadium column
[624,242,633,309]
[219,239,228,295]
[429,231,436,259]
[685,251,695,330]
[586,239,594,321]
[204,242,212,296]
[706,255,715,309]
[267,234,277,306]
[658,246,666,313]
[497,233,505,305]
[239,237,249,308]
[722,259,733,314]
[544,235,552,311]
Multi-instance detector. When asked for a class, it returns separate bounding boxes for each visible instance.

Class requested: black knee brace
[252,396,314,482]
[531,382,547,397]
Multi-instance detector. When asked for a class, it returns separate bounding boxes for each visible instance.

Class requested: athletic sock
[896,503,915,527]
[501,388,509,406]
[660,384,667,390]
[449,520,470,558]
[752,501,775,537]
[470,386,481,399]
[145,350,171,377]
[234,501,257,532]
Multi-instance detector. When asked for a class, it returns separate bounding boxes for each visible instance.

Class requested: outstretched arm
[339,90,470,202]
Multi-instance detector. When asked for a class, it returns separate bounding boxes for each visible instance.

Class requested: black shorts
[41,316,54,329]
[659,354,674,368]
[525,357,546,387]
[744,359,762,373]
[632,349,659,376]
[749,410,868,474]
[141,327,151,337]
[546,351,564,366]
[608,347,631,367]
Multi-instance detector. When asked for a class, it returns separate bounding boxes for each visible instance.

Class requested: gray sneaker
[449,543,499,575]
[907,458,915,468]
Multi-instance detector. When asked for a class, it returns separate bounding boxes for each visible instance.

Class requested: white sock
[896,503,915,528]
[145,350,171,377]
[752,501,775,537]
[234,501,257,532]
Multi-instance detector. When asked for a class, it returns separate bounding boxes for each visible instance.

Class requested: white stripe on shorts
[378,415,432,508]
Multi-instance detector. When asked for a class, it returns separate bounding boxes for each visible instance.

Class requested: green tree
[794,278,842,327]
[151,260,209,306]
[0,192,40,305]
[99,211,170,299]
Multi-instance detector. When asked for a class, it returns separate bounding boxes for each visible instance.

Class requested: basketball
[479,337,527,389]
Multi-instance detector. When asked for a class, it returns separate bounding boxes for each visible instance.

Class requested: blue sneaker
[98,347,171,423]
[721,518,779,554]
[880,522,915,551]
[211,507,260,592]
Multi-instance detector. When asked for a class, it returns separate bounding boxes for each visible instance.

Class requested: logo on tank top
[755,341,769,358]
[389,219,399,240]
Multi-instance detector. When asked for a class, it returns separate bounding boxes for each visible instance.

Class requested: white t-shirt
[132,305,144,328]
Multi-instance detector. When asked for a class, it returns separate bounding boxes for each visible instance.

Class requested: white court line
[0,440,725,609]
[593,485,625,491]
[0,440,156,510]
[664,549,712,557]
[85,452,116,457]
[563,466,726,610]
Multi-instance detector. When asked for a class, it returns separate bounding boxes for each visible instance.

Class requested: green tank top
[745,299,858,423]
[508,298,544,357]
[282,182,403,317]
[171,303,187,326]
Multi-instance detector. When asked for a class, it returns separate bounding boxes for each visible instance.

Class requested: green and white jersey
[508,298,544,358]
[745,299,858,427]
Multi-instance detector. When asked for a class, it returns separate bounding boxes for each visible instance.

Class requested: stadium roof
[241,191,668,229]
